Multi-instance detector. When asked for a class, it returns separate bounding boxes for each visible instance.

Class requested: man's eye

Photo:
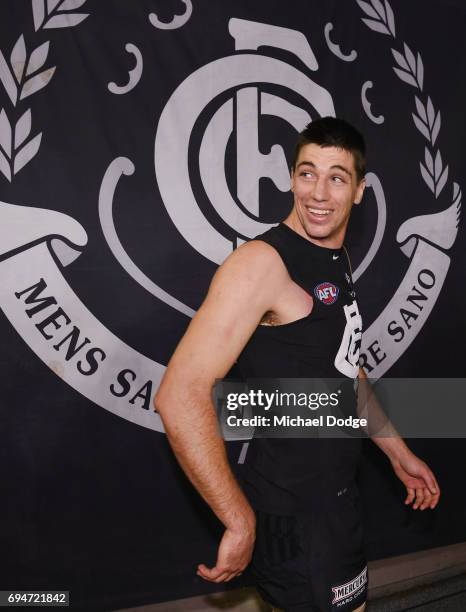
[332,176,344,183]
[301,171,314,178]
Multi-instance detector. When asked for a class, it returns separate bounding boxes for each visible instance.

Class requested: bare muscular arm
[358,368,440,510]
[153,240,288,582]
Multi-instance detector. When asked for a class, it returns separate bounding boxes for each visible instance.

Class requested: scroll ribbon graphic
[362,190,461,378]
[0,201,166,432]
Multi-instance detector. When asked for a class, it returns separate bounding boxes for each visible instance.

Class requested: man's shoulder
[237,237,281,259]
[213,238,288,291]
[224,238,285,273]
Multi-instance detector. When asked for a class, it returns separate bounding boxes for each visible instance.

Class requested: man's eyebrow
[331,164,352,177]
[297,161,353,177]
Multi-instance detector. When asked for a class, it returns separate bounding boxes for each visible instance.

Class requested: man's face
[290,143,365,249]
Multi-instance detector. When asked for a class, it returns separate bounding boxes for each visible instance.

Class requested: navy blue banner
[1,0,465,607]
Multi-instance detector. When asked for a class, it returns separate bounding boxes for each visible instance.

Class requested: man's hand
[197,520,256,583]
[389,449,440,510]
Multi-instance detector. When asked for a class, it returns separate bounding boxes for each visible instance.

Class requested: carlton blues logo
[0,2,461,435]
[314,282,339,305]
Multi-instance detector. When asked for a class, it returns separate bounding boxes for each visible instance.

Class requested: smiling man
[154,117,440,612]
[289,134,365,247]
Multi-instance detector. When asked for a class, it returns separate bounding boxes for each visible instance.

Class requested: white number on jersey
[334,300,362,378]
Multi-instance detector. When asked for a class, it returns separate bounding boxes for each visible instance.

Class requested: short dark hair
[292,116,366,183]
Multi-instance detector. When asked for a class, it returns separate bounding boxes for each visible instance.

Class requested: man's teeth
[306,207,331,215]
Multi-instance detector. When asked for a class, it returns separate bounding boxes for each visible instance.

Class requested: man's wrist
[373,434,410,463]
[226,503,256,535]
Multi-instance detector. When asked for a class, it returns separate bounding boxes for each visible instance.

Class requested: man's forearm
[154,386,255,533]
[357,370,410,462]
[370,427,410,462]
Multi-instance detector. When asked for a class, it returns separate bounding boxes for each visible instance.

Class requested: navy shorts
[250,482,368,611]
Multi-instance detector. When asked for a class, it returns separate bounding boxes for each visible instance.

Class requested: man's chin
[302,226,331,241]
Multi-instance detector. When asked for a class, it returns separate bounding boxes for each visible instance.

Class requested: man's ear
[290,167,295,192]
[354,177,366,205]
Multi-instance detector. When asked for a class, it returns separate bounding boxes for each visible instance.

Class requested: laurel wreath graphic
[0,0,89,182]
[356,0,453,200]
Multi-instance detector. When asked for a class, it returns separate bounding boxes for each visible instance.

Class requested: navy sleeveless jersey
[236,222,363,514]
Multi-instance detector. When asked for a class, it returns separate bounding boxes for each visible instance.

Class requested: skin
[153,143,440,595]
[288,143,365,249]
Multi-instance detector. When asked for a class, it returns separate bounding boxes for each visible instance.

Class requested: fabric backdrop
[1,0,465,608]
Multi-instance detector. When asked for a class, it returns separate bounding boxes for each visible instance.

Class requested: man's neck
[282,213,344,250]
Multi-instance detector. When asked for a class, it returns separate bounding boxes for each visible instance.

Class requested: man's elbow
[153,382,171,416]
[153,377,212,417]
[153,387,180,439]
[152,366,184,414]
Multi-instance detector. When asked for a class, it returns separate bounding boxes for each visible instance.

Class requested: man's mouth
[305,207,332,216]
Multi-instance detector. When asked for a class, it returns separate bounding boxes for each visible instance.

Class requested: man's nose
[312,176,329,201]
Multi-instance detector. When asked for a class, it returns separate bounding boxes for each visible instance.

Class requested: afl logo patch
[314,282,339,305]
